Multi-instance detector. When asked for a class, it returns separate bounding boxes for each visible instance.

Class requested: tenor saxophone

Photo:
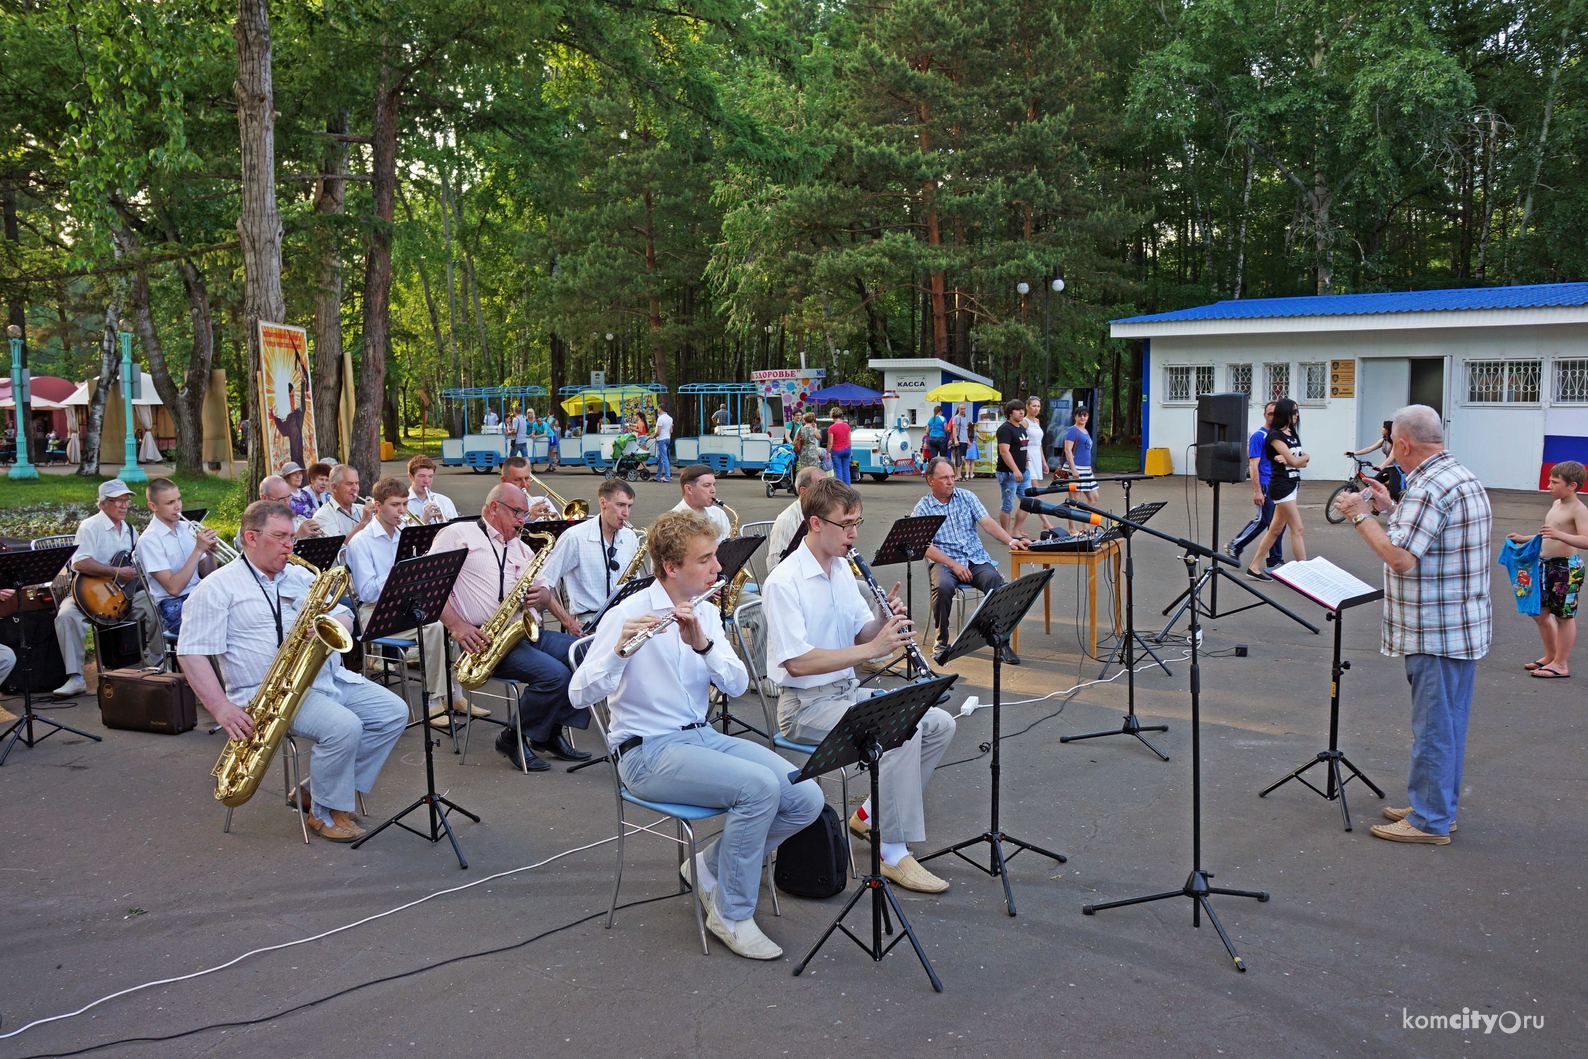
[614,522,649,586]
[455,530,557,689]
[211,561,354,808]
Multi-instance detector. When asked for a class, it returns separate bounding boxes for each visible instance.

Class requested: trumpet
[616,579,726,658]
[182,513,240,564]
[529,472,588,520]
[407,494,448,525]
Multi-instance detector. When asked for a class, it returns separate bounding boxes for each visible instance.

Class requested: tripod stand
[0,546,100,766]
[919,571,1066,916]
[792,674,957,991]
[1064,499,1270,971]
[1155,481,1317,642]
[352,548,478,868]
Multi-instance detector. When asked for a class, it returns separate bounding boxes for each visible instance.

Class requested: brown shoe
[305,815,360,843]
[880,855,950,893]
[329,809,366,837]
[1369,819,1450,845]
[286,784,313,811]
[848,809,870,840]
[1382,806,1456,832]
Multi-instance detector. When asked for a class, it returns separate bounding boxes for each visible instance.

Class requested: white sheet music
[1270,557,1380,611]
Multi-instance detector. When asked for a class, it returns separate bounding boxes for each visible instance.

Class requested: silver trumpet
[615,580,726,658]
[182,513,240,563]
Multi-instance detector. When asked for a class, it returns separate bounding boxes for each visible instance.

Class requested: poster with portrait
[258,321,317,473]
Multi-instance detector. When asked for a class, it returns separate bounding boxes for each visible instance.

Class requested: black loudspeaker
[1195,393,1249,484]
[94,621,144,671]
[0,610,66,693]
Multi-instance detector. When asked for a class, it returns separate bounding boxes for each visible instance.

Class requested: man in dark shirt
[994,399,1028,534]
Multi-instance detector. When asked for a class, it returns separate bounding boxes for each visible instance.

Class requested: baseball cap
[97,479,134,501]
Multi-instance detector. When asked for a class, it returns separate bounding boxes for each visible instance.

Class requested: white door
[1356,358,1410,450]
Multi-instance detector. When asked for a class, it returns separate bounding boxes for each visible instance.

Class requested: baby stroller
[762,442,798,497]
[605,433,655,482]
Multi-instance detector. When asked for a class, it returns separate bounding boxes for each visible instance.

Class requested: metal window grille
[1227,364,1252,396]
[1467,360,1504,402]
[1556,359,1588,404]
[1507,360,1541,403]
[1195,366,1215,397]
[1263,363,1289,402]
[1165,366,1192,403]
[1466,359,1542,403]
[1302,362,1327,401]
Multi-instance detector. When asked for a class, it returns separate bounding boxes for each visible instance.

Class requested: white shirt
[136,518,202,602]
[655,412,673,441]
[483,410,500,427]
[177,557,356,703]
[70,510,137,572]
[1024,419,1045,477]
[766,499,804,574]
[536,517,641,615]
[569,579,747,750]
[346,520,401,604]
[672,499,732,542]
[762,542,874,688]
[314,499,364,538]
[407,488,458,524]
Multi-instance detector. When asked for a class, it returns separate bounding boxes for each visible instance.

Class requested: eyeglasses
[498,502,529,521]
[819,515,864,532]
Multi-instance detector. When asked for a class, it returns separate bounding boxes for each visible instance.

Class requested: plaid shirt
[911,488,994,567]
[1381,450,1493,660]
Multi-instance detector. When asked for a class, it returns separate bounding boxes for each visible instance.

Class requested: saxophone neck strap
[241,554,285,647]
[478,518,510,602]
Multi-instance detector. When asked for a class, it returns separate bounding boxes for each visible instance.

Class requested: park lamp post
[116,320,147,484]
[1043,273,1064,403]
[6,324,37,480]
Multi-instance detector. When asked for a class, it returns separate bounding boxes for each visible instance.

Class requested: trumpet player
[430,484,589,772]
[138,477,221,637]
[535,479,639,635]
[406,455,457,524]
[571,510,824,960]
[178,501,407,843]
[497,457,558,521]
[763,478,957,894]
[313,464,378,538]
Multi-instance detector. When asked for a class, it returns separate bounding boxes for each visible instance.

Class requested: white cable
[0,831,621,1041]
[998,645,1193,706]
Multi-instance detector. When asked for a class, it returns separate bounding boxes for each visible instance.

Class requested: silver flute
[616,580,727,658]
[847,547,935,680]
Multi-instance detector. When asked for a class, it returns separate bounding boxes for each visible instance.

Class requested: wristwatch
[693,639,714,656]
[1350,512,1370,526]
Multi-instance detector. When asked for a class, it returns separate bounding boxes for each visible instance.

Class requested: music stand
[292,535,345,571]
[396,523,449,563]
[351,548,477,868]
[869,514,945,625]
[918,570,1066,916]
[565,575,657,774]
[0,547,99,765]
[791,674,958,991]
[183,507,208,524]
[779,520,808,562]
[708,534,768,738]
[521,518,581,545]
[1259,564,1385,831]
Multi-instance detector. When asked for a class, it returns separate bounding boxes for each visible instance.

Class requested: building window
[1301,362,1327,402]
[1467,359,1542,404]
[1195,365,1215,397]
[1228,364,1252,398]
[1164,366,1192,403]
[1263,363,1290,402]
[1555,358,1588,404]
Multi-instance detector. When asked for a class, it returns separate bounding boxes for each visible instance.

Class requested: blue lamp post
[6,324,37,480]
[117,320,147,484]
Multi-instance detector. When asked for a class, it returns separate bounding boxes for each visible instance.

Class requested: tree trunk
[382,382,399,445]
[641,185,670,390]
[80,299,122,476]
[549,329,567,411]
[311,110,348,459]
[354,56,398,487]
[3,183,36,466]
[1233,151,1253,298]
[1513,28,1567,281]
[440,169,462,412]
[234,0,285,490]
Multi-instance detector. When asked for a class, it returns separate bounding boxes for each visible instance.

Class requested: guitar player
[51,479,159,698]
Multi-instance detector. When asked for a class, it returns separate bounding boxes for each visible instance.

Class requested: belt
[617,721,711,756]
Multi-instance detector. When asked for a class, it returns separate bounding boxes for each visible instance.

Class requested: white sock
[694,850,717,893]
[717,913,738,935]
[880,842,909,867]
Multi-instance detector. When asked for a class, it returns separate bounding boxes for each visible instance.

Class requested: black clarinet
[847,547,935,680]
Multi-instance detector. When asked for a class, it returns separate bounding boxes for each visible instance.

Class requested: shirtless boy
[1508,460,1588,678]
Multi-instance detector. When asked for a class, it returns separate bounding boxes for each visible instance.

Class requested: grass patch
[0,471,247,541]
[1095,443,1142,473]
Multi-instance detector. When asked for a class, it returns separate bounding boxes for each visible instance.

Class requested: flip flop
[1530,667,1571,679]
[1524,659,1551,671]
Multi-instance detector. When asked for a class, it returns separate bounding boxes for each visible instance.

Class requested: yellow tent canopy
[924,381,1002,403]
[560,386,662,417]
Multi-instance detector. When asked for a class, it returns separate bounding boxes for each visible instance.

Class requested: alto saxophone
[211,560,354,808]
[455,530,557,689]
[614,522,649,586]
[713,499,754,614]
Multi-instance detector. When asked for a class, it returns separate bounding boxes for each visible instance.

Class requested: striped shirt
[911,487,993,567]
[1381,450,1493,660]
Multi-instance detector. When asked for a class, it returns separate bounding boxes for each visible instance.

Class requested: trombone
[529,471,589,520]
[181,513,240,563]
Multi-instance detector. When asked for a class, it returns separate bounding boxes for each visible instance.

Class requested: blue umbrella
[806,382,883,406]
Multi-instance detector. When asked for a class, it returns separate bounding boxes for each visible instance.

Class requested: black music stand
[292,535,345,571]
[1066,498,1270,972]
[396,522,449,563]
[521,518,581,544]
[566,575,657,774]
[351,548,477,868]
[869,514,945,626]
[709,534,767,739]
[1259,567,1385,831]
[918,570,1065,916]
[0,547,98,765]
[791,674,958,992]
[1063,497,1172,761]
[183,507,208,523]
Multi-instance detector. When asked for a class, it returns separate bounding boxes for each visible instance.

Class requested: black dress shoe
[497,730,551,771]
[997,646,1021,666]
[531,733,592,761]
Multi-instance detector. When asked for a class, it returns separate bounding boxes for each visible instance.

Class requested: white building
[1112,283,1588,491]
[867,357,996,429]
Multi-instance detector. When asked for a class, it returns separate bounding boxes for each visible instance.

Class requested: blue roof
[1113,282,1588,324]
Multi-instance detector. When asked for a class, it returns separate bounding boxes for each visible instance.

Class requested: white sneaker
[705,903,782,960]
[680,857,714,908]
[52,675,87,698]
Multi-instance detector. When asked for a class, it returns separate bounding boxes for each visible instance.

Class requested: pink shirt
[430,518,534,627]
[827,420,851,451]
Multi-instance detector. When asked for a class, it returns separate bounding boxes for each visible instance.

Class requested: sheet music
[1270,557,1380,610]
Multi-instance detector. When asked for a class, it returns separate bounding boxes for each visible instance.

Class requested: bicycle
[1324,455,1381,524]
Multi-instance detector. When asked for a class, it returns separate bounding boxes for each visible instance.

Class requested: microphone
[1018,497,1102,524]
[1025,480,1086,497]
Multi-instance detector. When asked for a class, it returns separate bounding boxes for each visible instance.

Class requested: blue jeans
[1229,493,1286,564]
[510,440,528,458]
[492,629,589,743]
[830,448,851,484]
[996,470,1020,513]
[290,674,409,817]
[618,727,823,921]
[1403,653,1477,835]
[657,438,672,479]
[157,596,188,636]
